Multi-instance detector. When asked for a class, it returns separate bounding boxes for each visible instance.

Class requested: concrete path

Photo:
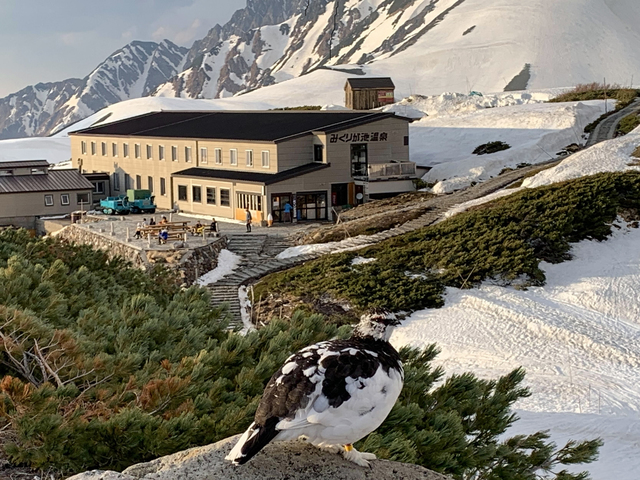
[586,98,640,147]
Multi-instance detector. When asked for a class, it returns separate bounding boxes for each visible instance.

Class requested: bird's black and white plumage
[226,311,404,467]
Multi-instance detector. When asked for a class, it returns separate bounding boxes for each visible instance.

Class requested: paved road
[586,98,640,147]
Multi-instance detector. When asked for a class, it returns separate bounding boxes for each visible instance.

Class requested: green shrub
[473,141,511,155]
[550,83,639,108]
[618,114,640,136]
[256,172,640,313]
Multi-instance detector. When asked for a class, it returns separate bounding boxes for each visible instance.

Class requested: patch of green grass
[550,83,639,108]
[256,172,640,314]
[618,113,640,136]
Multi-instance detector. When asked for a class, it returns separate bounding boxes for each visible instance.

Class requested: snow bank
[195,249,242,286]
[391,222,640,479]
[522,130,640,188]
[414,100,608,194]
[0,137,71,164]
[276,235,375,259]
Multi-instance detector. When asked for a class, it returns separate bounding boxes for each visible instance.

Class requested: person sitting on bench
[158,228,169,244]
[134,223,142,239]
[194,221,204,234]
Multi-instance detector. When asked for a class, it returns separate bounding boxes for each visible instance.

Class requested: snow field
[414,100,609,193]
[390,221,640,479]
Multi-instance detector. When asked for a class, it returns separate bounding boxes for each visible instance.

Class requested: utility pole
[604,77,608,113]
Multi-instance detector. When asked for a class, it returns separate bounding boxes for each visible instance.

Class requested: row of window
[177,185,231,207]
[81,141,270,168]
[112,173,167,196]
[44,192,89,207]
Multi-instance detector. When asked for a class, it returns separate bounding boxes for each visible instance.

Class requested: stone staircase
[205,233,301,328]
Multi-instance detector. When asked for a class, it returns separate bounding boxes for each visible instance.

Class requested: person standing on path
[245,208,252,233]
[283,201,292,223]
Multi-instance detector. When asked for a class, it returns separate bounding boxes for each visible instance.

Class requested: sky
[0,0,246,97]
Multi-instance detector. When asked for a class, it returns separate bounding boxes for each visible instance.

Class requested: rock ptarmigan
[226,310,404,467]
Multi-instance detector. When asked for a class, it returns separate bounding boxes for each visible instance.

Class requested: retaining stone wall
[55,225,227,285]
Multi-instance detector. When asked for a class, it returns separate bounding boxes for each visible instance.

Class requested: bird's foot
[342,444,376,467]
[318,444,342,454]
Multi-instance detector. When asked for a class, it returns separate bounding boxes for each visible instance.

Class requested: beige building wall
[197,140,277,173]
[0,190,91,219]
[172,177,266,222]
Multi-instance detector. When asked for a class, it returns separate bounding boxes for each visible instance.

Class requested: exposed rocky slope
[67,434,448,480]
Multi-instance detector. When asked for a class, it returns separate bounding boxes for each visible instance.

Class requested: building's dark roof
[0,169,94,194]
[70,110,407,143]
[83,172,111,181]
[173,162,331,186]
[345,77,395,89]
[0,160,50,169]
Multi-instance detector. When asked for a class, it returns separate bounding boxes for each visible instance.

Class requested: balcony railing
[353,162,417,181]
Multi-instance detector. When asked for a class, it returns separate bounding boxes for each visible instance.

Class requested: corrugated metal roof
[0,169,94,194]
[0,160,50,169]
[345,77,395,89]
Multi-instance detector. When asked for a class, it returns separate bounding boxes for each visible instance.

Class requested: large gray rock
[67,435,448,480]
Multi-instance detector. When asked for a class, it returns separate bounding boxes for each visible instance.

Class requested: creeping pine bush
[256,171,640,313]
[549,83,639,107]
[0,231,601,479]
[473,141,511,155]
[618,113,640,136]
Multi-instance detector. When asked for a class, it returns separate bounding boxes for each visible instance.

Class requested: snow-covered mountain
[2,0,640,139]
[0,40,188,140]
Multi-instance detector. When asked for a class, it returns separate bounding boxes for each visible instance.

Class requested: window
[404,135,409,146]
[160,177,166,196]
[123,143,129,158]
[261,150,270,168]
[31,168,46,175]
[93,181,104,194]
[77,193,90,204]
[44,194,54,206]
[0,169,12,176]
[230,149,237,166]
[112,142,118,157]
[178,185,188,201]
[246,150,253,167]
[146,144,153,160]
[200,147,208,164]
[81,141,87,154]
[125,174,131,190]
[91,142,96,155]
[113,173,120,191]
[314,144,324,163]
[237,192,262,211]
[185,146,192,163]
[134,144,141,158]
[147,176,153,193]
[101,142,107,156]
[136,175,141,190]
[350,143,368,177]
[159,145,165,161]
[220,188,230,206]
[60,194,70,206]
[192,185,202,203]
[215,148,222,165]
[206,187,216,205]
[171,146,178,161]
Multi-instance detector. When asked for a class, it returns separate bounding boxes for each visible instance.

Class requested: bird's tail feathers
[225,418,280,465]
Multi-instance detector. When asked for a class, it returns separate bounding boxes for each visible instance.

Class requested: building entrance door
[271,193,292,223]
[331,183,349,208]
[295,192,327,221]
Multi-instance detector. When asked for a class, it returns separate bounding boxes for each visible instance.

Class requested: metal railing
[353,162,417,180]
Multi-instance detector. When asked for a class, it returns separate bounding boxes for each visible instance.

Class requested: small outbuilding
[345,77,395,110]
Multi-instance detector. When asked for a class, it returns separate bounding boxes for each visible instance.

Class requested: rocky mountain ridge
[0,40,187,139]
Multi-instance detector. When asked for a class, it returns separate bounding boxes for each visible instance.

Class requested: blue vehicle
[126,189,156,214]
[99,195,130,215]
[99,190,156,215]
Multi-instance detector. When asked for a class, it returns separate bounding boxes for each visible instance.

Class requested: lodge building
[69,110,416,223]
